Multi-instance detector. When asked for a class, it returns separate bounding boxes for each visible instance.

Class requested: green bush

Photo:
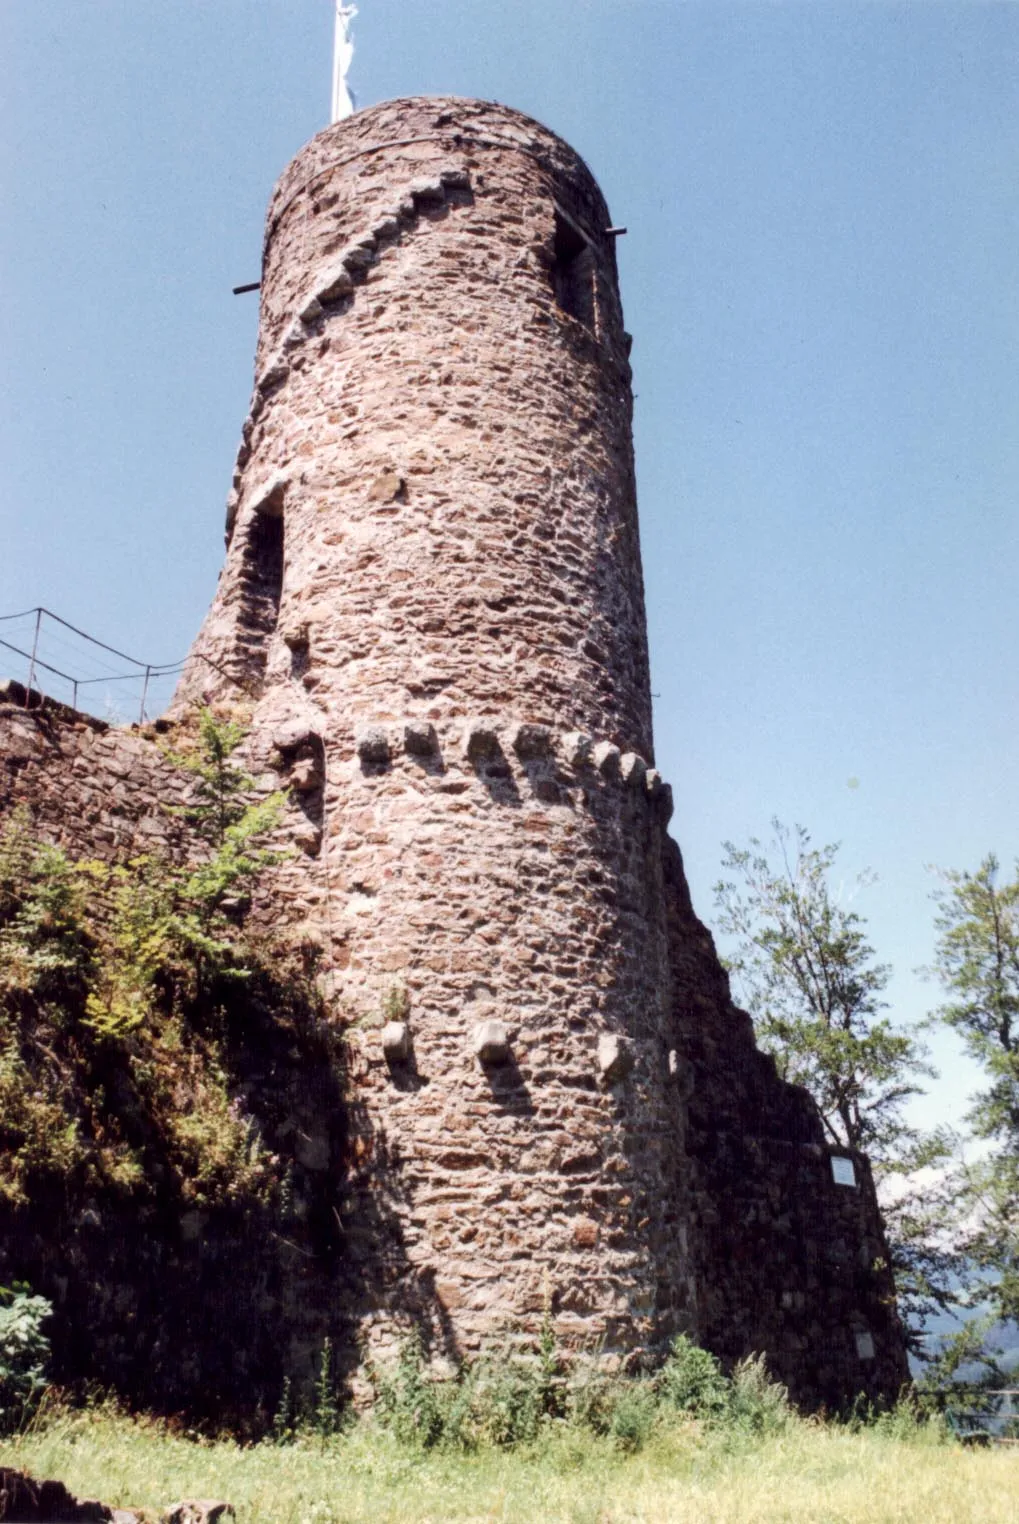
[656,1333,732,1421]
[368,1324,792,1457]
[728,1353,791,1434]
[0,1284,51,1433]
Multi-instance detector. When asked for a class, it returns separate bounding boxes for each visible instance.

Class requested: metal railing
[0,606,187,725]
[936,1388,1019,1447]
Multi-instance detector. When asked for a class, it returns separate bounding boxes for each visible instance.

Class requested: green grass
[1,1405,1017,1524]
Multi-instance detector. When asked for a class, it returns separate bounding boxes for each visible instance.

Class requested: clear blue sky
[2,1,1017,1134]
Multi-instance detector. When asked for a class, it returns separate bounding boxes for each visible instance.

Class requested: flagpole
[331,3,357,123]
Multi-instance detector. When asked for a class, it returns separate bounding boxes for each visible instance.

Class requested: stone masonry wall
[0,96,908,1409]
[173,97,691,1362]
[661,837,907,1407]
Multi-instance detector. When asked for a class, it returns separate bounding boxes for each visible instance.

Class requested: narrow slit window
[237,510,284,678]
[552,208,596,330]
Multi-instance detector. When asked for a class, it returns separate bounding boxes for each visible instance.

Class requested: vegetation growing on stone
[0,712,345,1422]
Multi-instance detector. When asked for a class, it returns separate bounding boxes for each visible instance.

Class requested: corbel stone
[318,265,354,303]
[256,358,289,395]
[562,731,592,769]
[272,720,321,755]
[644,768,663,801]
[382,1021,411,1064]
[356,726,390,766]
[473,1019,510,1065]
[281,620,310,652]
[510,723,554,762]
[409,175,446,203]
[371,215,401,242]
[619,752,647,788]
[290,755,323,793]
[597,1032,634,1084]
[464,720,500,763]
[404,721,439,757]
[293,823,322,856]
[591,740,621,780]
[342,239,377,275]
[250,470,288,519]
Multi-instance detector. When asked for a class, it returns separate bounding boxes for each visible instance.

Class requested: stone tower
[160,95,907,1402]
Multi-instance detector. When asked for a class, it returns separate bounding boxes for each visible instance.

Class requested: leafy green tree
[930,854,1019,1325]
[714,820,929,1156]
[164,706,254,847]
[714,820,956,1344]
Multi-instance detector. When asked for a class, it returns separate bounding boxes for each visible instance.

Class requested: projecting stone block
[644,768,663,800]
[409,175,446,203]
[281,620,310,651]
[404,721,439,757]
[342,239,377,274]
[619,752,647,787]
[272,721,320,754]
[293,822,322,856]
[258,358,289,393]
[473,1019,510,1065]
[318,265,354,302]
[249,471,288,518]
[440,167,471,190]
[510,723,554,761]
[382,1021,411,1064]
[289,756,323,793]
[464,720,500,763]
[299,295,323,324]
[368,471,405,502]
[356,727,390,766]
[591,740,621,779]
[597,1032,634,1084]
[656,782,674,824]
[562,731,592,769]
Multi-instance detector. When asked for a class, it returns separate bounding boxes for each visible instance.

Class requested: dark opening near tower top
[552,206,596,329]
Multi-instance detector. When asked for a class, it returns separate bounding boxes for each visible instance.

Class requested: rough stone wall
[0,687,192,862]
[661,838,906,1408]
[0,96,909,1408]
[174,96,690,1361]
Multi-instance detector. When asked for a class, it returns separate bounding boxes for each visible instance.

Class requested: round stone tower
[177,97,689,1361]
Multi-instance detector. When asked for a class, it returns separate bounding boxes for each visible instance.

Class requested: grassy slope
[1,1411,1017,1524]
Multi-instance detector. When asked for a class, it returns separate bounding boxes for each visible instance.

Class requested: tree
[714,819,956,1344]
[931,854,1019,1326]
[714,820,928,1156]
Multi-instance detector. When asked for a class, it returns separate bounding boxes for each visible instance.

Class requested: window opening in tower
[551,207,596,331]
[236,510,284,681]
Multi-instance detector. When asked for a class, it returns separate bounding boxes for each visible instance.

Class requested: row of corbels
[353,719,674,820]
[380,1017,679,1088]
[226,166,472,540]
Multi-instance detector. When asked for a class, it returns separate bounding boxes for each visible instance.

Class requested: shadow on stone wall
[0,959,446,1433]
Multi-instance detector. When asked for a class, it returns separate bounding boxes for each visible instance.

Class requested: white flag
[331,3,357,123]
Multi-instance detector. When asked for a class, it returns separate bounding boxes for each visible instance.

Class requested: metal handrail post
[25,609,41,706]
[138,665,151,725]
